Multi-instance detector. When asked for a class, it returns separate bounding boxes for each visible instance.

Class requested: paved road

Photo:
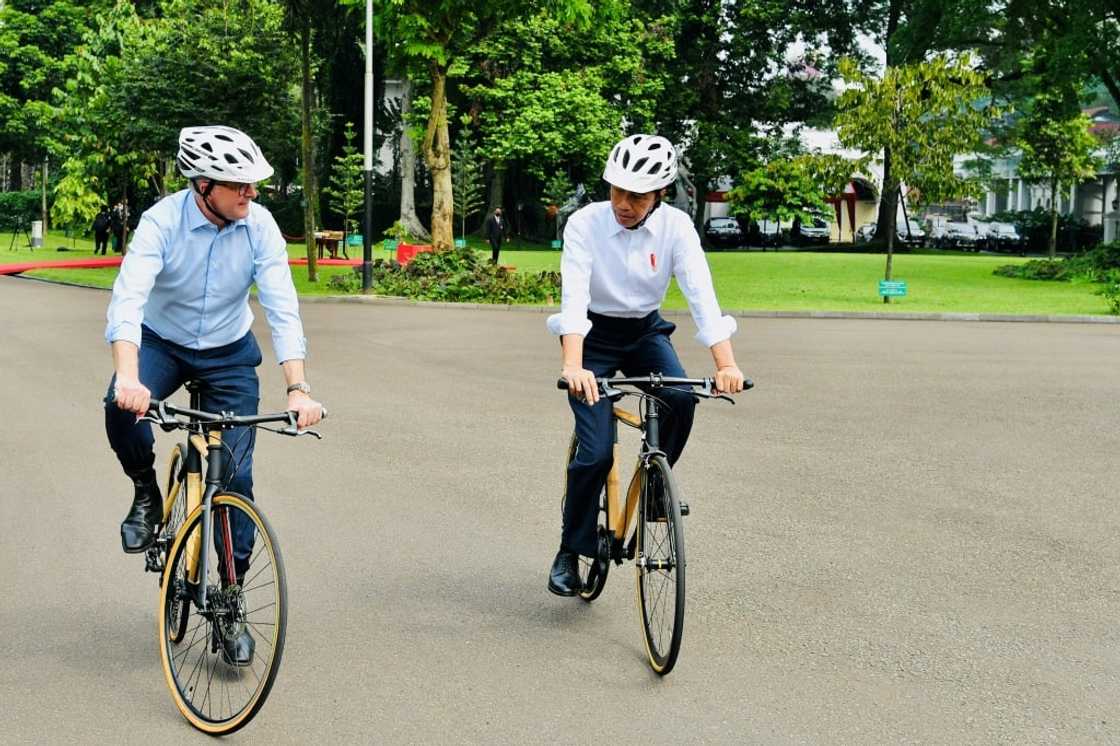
[2,276,1119,744]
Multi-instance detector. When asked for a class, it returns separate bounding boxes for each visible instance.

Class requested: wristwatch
[286,382,312,396]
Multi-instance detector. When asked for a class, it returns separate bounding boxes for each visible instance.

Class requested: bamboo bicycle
[137,380,324,734]
[559,374,751,675]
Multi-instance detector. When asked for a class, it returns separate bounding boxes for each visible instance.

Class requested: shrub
[327,248,561,304]
[0,191,44,231]
[993,260,1070,281]
[1098,269,1120,315]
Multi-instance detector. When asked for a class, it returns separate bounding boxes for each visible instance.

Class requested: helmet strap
[193,178,233,227]
[626,193,662,231]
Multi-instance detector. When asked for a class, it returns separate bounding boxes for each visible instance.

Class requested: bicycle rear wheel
[635,455,686,675]
[162,443,190,643]
[563,436,610,601]
[159,492,287,735]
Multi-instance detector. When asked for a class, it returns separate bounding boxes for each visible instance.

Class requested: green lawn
[3,230,1113,316]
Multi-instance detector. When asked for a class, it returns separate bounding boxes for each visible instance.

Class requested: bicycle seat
[613,407,641,429]
[184,380,210,394]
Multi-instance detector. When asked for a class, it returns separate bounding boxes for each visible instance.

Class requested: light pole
[361,0,374,291]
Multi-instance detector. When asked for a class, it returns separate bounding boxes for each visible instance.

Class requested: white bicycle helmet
[602,134,678,193]
[177,125,274,183]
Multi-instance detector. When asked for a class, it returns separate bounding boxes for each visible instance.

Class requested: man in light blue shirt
[105,126,323,665]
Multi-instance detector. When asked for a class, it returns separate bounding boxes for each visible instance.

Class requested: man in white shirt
[546,134,745,595]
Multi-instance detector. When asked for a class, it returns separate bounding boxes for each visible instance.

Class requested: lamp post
[361,0,374,291]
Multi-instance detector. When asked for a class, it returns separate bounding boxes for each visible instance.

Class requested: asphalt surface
[1,275,1118,744]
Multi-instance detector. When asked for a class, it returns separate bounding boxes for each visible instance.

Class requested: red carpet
[1,256,361,276]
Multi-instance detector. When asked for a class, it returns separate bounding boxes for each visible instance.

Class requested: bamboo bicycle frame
[158,399,229,612]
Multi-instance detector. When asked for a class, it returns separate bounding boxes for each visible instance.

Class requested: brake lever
[280,427,322,439]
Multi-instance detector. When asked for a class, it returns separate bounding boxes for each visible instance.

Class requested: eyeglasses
[214,181,256,196]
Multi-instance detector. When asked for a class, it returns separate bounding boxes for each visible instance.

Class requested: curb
[10,274,1119,325]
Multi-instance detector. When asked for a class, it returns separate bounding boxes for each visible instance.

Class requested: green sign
[878,280,908,297]
[346,234,363,247]
[382,239,398,250]
[454,238,467,248]
[551,239,563,249]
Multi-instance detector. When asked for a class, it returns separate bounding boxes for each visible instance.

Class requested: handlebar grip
[744,379,755,391]
[556,378,570,390]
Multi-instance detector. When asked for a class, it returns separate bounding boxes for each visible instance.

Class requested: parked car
[930,221,981,250]
[854,221,925,247]
[896,221,927,248]
[702,216,745,249]
[978,221,1026,254]
[792,215,831,246]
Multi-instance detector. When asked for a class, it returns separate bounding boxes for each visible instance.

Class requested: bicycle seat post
[184,379,204,411]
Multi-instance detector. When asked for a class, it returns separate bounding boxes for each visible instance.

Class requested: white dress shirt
[546,200,737,347]
[106,190,307,364]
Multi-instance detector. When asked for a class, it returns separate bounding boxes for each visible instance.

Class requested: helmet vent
[632,156,649,173]
[238,148,255,163]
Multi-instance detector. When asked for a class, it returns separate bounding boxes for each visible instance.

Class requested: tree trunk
[423,64,453,251]
[486,162,504,221]
[398,77,430,242]
[9,158,21,191]
[883,183,898,303]
[300,23,319,282]
[1049,176,1059,260]
[41,158,48,236]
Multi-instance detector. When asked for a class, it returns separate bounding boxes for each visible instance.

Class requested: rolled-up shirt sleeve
[252,216,307,364]
[546,214,593,338]
[105,214,166,347]
[671,217,738,347]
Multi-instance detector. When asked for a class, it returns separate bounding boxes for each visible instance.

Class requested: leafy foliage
[727,153,858,226]
[451,131,486,238]
[327,247,561,303]
[321,122,365,233]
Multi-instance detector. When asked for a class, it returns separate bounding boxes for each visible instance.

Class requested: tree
[368,0,592,251]
[726,153,859,227]
[1016,100,1101,259]
[395,77,431,241]
[835,53,999,295]
[459,1,674,212]
[451,130,485,241]
[322,122,365,235]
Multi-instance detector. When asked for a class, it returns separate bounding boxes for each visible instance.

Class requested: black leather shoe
[220,626,255,667]
[121,469,162,553]
[548,549,582,596]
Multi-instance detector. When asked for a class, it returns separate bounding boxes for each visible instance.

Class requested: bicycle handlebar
[131,397,327,438]
[556,373,753,401]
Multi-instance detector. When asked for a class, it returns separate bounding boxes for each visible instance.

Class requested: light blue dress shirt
[105,189,306,364]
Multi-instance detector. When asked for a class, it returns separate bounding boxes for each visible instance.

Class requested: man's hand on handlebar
[714,365,745,395]
[113,377,152,416]
[560,366,600,405]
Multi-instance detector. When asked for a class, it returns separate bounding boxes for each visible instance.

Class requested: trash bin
[30,220,43,248]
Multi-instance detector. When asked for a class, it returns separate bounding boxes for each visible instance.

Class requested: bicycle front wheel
[635,455,685,675]
[158,492,287,735]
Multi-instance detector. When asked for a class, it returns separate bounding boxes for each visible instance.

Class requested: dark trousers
[562,311,696,556]
[105,326,262,566]
[94,232,109,255]
[490,238,501,264]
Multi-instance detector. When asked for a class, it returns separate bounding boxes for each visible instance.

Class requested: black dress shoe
[121,469,162,553]
[548,549,582,596]
[220,626,255,667]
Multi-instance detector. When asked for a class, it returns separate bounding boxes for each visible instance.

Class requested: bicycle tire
[158,492,287,735]
[162,443,190,643]
[635,455,686,675]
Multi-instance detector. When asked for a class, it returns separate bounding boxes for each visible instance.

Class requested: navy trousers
[105,326,262,567]
[562,311,696,557]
